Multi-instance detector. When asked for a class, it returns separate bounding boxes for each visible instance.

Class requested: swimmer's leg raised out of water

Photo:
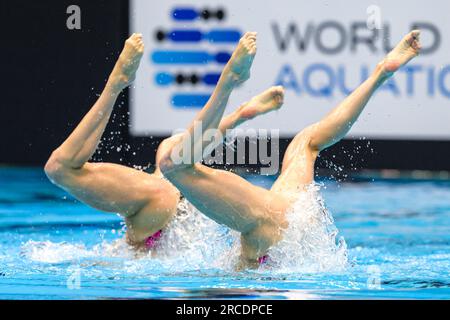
[44,34,181,245]
[160,30,421,268]
[44,33,288,248]
[154,85,285,175]
[271,30,422,193]
[159,33,291,267]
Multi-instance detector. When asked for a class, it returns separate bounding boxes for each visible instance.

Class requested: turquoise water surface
[0,167,449,299]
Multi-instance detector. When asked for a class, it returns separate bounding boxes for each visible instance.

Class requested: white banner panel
[130,0,450,140]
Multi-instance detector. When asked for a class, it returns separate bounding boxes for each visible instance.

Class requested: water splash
[20,188,347,274]
[266,183,348,273]
[153,198,240,271]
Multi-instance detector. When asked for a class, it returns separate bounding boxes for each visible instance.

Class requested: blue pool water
[0,167,450,300]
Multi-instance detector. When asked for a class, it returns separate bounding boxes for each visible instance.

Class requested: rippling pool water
[0,167,449,300]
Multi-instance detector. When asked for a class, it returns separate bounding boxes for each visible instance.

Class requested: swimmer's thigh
[47,162,179,241]
[164,163,289,234]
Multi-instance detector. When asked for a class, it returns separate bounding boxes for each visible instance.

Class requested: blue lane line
[166,29,241,43]
[152,51,231,65]
[172,94,211,108]
[172,8,198,21]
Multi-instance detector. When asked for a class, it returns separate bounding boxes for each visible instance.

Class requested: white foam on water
[20,239,139,264]
[21,241,95,263]
[265,183,348,273]
[20,199,240,273]
[152,198,240,271]
[21,185,347,274]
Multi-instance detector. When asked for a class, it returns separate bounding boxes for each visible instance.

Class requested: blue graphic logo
[152,7,242,108]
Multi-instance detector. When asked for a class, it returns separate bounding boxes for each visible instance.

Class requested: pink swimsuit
[144,230,163,249]
[258,255,269,265]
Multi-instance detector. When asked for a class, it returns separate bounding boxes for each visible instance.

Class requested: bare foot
[382,30,421,74]
[225,32,257,85]
[239,86,285,120]
[108,33,144,91]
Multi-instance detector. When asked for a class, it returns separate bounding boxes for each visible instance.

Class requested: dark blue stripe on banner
[172,8,198,21]
[172,94,210,108]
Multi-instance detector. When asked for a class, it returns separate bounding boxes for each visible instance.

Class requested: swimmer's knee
[282,127,319,171]
[156,134,192,174]
[295,126,320,153]
[155,136,178,168]
[157,153,173,175]
[158,149,193,177]
[44,150,76,185]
